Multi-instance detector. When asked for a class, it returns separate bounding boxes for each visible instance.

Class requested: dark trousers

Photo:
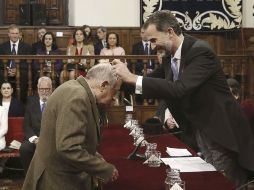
[196,129,247,189]
[20,140,36,174]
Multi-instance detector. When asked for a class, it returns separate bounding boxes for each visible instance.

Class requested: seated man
[19,76,52,173]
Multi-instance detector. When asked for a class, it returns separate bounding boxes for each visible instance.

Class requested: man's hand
[111,168,119,182]
[166,117,176,129]
[7,67,16,77]
[112,59,138,84]
[33,137,39,144]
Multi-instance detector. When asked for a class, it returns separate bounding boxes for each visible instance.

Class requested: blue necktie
[41,102,46,112]
[144,43,149,55]
[10,43,16,68]
[171,58,178,81]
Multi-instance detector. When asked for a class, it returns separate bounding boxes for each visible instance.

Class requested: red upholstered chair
[0,117,24,158]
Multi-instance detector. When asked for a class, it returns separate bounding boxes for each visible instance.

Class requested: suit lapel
[76,76,101,138]
[179,34,196,78]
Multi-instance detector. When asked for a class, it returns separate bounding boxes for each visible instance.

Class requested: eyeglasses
[38,88,51,92]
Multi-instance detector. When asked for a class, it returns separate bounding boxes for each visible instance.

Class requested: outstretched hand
[112,59,138,84]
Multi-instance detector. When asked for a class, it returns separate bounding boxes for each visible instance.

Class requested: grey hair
[86,63,117,87]
[97,26,107,33]
[37,76,52,87]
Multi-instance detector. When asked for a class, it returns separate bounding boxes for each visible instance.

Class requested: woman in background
[83,25,94,45]
[33,32,63,88]
[61,28,95,83]
[0,81,24,117]
[100,32,125,105]
[100,32,125,63]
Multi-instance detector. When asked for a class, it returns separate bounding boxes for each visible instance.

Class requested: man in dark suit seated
[113,10,254,188]
[94,26,107,55]
[31,27,47,55]
[19,76,52,173]
[132,27,157,105]
[0,24,31,103]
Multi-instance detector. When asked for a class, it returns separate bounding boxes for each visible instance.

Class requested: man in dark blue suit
[113,10,254,188]
[0,24,31,103]
[132,27,157,76]
[94,26,107,55]
[19,76,52,173]
[132,27,157,105]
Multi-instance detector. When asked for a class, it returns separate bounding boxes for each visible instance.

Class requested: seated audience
[19,76,52,173]
[33,32,63,89]
[0,81,24,117]
[31,27,47,55]
[61,28,95,83]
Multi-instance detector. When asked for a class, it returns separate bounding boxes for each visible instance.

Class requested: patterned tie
[171,58,179,81]
[10,43,16,68]
[41,102,46,112]
[144,42,149,55]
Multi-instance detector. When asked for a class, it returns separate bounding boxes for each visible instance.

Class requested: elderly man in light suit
[22,63,120,190]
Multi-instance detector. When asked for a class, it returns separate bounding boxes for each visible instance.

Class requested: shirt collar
[39,99,46,105]
[142,40,150,46]
[172,37,184,60]
[10,40,19,47]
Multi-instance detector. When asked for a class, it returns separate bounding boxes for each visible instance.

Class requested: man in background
[20,76,52,173]
[94,26,107,55]
[0,24,31,103]
[132,27,157,105]
[31,27,47,54]
[22,63,119,190]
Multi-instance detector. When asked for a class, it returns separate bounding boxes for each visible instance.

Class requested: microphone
[127,139,146,161]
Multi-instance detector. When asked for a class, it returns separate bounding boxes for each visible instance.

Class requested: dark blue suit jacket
[132,41,157,75]
[143,34,254,171]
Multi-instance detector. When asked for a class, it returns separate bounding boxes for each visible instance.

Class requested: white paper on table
[161,157,216,172]
[166,147,192,157]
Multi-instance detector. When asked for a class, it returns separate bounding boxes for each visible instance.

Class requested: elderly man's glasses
[38,88,51,92]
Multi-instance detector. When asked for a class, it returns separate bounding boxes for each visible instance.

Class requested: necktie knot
[12,44,16,55]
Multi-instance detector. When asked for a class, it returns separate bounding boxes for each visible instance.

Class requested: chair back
[6,117,24,145]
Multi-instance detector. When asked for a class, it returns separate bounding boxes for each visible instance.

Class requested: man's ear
[100,81,110,91]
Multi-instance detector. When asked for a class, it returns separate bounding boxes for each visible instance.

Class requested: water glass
[148,150,161,167]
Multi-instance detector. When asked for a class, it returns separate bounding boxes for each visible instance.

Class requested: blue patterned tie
[10,43,16,68]
[171,58,178,81]
[41,102,46,112]
[144,43,149,55]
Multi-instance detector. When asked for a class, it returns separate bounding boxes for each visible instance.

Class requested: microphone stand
[127,139,146,161]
